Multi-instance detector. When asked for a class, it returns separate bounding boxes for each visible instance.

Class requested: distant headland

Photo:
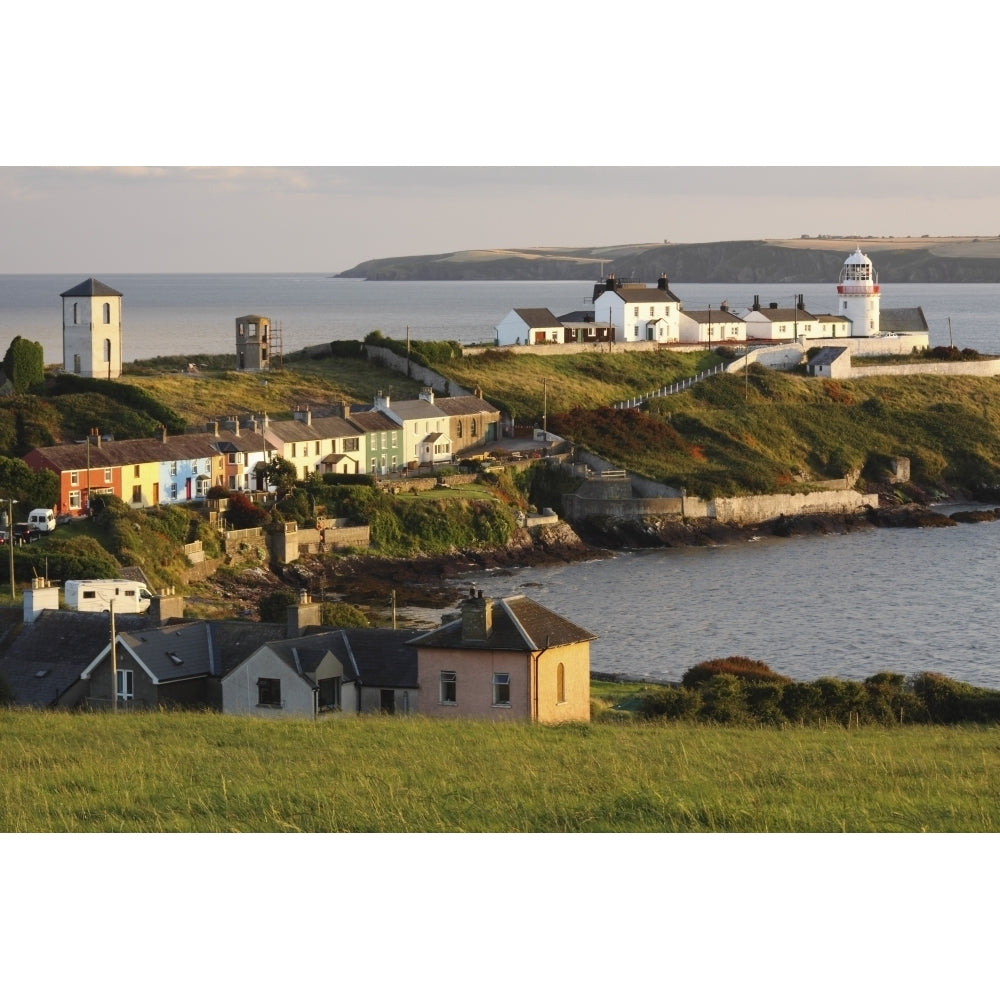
[336,236,1000,283]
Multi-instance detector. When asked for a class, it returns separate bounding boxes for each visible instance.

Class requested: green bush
[259,588,297,623]
[2,336,44,392]
[699,673,748,724]
[321,602,369,628]
[682,656,789,688]
[638,685,701,720]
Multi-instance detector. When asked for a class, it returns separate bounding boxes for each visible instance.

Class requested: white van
[64,579,153,613]
[27,508,57,533]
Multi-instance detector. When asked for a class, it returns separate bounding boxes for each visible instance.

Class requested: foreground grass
[3,710,999,832]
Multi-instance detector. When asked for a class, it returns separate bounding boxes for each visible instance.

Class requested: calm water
[2,274,999,365]
[4,273,1000,684]
[456,517,1000,687]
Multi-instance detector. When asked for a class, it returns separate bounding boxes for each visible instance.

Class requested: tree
[258,588,297,623]
[2,336,44,393]
[266,456,298,499]
[226,492,269,530]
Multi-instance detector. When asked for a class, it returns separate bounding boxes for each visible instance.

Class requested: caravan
[64,579,153,613]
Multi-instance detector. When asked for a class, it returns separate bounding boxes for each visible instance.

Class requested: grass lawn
[3,709,1000,832]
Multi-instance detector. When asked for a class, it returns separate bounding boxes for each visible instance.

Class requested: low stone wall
[564,487,876,525]
[846,358,1000,379]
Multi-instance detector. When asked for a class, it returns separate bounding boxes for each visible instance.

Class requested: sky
[4,165,1000,274]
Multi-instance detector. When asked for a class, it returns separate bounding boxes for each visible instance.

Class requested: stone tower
[235,315,270,371]
[837,247,880,337]
[61,278,123,378]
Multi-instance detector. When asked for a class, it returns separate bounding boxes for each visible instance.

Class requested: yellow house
[410,590,595,723]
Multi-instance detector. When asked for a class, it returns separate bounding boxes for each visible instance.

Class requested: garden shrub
[682,656,789,688]
[699,673,748,724]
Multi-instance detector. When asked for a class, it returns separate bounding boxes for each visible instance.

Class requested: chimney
[657,273,669,291]
[286,589,322,638]
[419,386,434,405]
[157,425,168,443]
[150,591,185,625]
[374,391,390,411]
[89,427,102,448]
[206,420,219,436]
[606,274,616,290]
[797,293,805,311]
[231,417,241,437]
[461,588,494,643]
[769,302,779,310]
[261,412,269,430]
[340,400,351,419]
[752,294,760,312]
[293,406,312,425]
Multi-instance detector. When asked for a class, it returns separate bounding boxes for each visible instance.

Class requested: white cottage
[495,308,564,346]
[591,274,681,343]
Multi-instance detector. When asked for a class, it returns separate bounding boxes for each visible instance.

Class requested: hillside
[337,236,1000,283]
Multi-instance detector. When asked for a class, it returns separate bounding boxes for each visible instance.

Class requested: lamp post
[0,498,14,600]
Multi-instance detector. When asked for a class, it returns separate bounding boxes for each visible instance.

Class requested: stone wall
[845,358,1000,379]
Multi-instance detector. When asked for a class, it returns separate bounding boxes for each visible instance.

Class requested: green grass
[3,710,1000,832]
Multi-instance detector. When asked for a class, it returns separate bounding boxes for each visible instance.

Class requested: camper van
[64,579,153,614]
[27,509,57,533]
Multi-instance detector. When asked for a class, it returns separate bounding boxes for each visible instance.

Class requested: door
[380,689,395,714]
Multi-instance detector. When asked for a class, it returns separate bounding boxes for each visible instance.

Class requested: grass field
[4,707,999,832]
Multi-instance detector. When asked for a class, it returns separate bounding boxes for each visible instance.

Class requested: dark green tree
[2,337,44,393]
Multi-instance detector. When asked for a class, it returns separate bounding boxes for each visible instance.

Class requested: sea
[3,273,1000,685]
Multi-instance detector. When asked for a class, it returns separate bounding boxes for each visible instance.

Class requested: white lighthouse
[837,247,880,337]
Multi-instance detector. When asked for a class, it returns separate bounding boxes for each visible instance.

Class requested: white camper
[27,509,56,533]
[64,579,153,613]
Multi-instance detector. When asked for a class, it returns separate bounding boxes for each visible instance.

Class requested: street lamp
[0,498,15,600]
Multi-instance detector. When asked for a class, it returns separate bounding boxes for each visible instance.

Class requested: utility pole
[542,379,547,440]
[0,497,14,600]
[109,597,118,712]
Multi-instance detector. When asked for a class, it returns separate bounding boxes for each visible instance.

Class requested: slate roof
[82,619,289,685]
[255,627,422,688]
[754,308,819,322]
[809,347,849,367]
[0,609,158,706]
[681,309,744,324]
[346,408,401,433]
[61,278,123,298]
[513,308,562,328]
[408,595,597,652]
[265,415,361,446]
[25,429,271,473]
[595,287,681,304]
[880,307,929,333]
[433,396,500,418]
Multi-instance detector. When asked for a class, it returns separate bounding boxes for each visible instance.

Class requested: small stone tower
[61,278,123,378]
[837,248,880,337]
[235,314,270,371]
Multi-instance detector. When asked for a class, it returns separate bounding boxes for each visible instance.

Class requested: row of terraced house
[24,387,502,517]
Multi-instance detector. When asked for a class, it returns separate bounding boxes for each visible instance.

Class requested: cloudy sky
[5,4,997,275]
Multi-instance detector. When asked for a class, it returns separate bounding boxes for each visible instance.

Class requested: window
[380,432,387,448]
[104,338,112,362]
[72,303,79,324]
[492,672,511,707]
[132,484,142,503]
[343,437,359,451]
[318,676,341,711]
[470,420,477,437]
[456,420,463,439]
[633,307,639,317]
[70,471,79,486]
[440,670,457,705]
[117,669,134,702]
[104,468,112,483]
[133,465,140,477]
[169,461,177,476]
[69,490,81,509]
[103,303,111,324]
[391,432,398,446]
[291,443,297,458]
[169,483,177,500]
[257,677,281,707]
[557,663,566,704]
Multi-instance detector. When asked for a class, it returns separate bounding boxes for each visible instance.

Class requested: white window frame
[440,670,457,705]
[117,669,134,702]
[492,672,511,707]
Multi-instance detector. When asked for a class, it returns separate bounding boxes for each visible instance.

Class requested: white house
[61,278,124,378]
[374,388,452,468]
[743,295,819,341]
[495,308,564,346]
[591,274,681,343]
[678,308,746,344]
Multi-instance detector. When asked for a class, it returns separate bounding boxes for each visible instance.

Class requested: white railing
[612,363,726,410]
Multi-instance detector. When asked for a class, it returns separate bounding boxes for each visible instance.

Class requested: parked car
[12,523,40,544]
[0,529,8,545]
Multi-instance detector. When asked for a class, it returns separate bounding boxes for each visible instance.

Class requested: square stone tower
[61,278,123,378]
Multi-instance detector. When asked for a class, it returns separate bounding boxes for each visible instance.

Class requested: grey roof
[25,429,271,472]
[681,309,744,324]
[384,399,447,422]
[880,307,929,333]
[0,608,158,706]
[595,287,681,304]
[61,278,123,298]
[513,308,562,328]
[265,415,361,446]
[347,408,401,432]
[432,396,500,418]
[256,628,422,688]
[409,595,596,652]
[84,619,288,684]
[754,308,818,322]
[809,347,849,366]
